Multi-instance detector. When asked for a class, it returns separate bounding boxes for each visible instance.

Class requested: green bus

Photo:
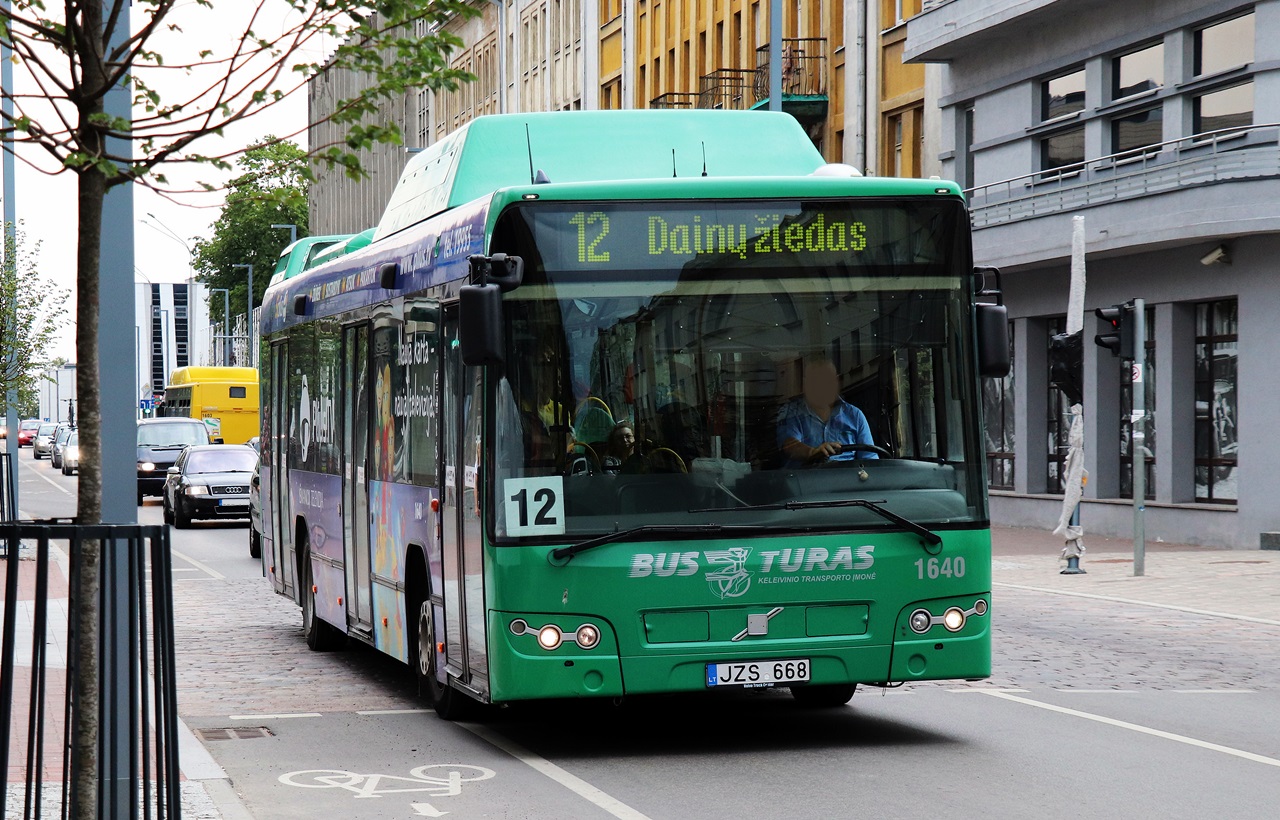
[256,110,1010,718]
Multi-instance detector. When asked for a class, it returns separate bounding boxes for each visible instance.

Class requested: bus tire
[301,549,343,651]
[249,526,261,559]
[412,597,472,720]
[790,683,857,708]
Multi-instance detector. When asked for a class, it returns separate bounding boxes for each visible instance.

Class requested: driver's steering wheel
[828,442,893,459]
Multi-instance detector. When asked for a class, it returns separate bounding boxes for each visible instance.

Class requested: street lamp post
[210,287,230,365]
[271,223,298,246]
[233,263,254,366]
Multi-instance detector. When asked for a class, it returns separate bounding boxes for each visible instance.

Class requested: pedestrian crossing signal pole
[1130,299,1146,577]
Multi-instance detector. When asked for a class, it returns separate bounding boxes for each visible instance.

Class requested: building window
[984,323,1015,490]
[1111,107,1163,156]
[1042,68,1085,121]
[1193,82,1253,135]
[1194,299,1238,503]
[1046,317,1070,493]
[1195,13,1254,77]
[1041,126,1084,173]
[1113,42,1163,99]
[1120,306,1155,500]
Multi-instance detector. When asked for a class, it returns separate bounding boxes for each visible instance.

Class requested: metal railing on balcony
[649,92,700,109]
[698,68,758,110]
[754,38,827,101]
[966,124,1280,228]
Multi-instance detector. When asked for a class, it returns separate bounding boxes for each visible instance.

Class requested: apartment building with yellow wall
[309,1,932,233]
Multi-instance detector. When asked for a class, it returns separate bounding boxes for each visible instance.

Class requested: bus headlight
[510,618,604,650]
[537,625,563,650]
[574,624,601,649]
[909,609,933,634]
[942,607,966,632]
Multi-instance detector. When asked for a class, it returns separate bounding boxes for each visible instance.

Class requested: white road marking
[228,712,322,720]
[995,581,1280,627]
[170,547,226,580]
[978,690,1280,768]
[461,723,652,820]
[358,709,431,715]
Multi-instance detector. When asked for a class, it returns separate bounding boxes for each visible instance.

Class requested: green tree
[192,139,310,327]
[1,223,71,414]
[0,3,476,811]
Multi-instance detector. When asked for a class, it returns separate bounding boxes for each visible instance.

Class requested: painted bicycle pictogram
[278,763,495,799]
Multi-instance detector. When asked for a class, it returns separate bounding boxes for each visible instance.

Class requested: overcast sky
[10,2,328,361]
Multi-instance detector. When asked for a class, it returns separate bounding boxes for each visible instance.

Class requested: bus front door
[441,309,489,698]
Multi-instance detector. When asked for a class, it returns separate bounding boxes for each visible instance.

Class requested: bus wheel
[249,525,261,559]
[302,555,343,651]
[790,684,857,708]
[414,599,471,720]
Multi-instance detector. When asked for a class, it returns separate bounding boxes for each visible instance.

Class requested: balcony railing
[966,124,1280,228]
[649,92,700,109]
[699,68,758,110]
[754,38,827,101]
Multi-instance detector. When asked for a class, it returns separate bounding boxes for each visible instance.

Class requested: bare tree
[0,2,475,812]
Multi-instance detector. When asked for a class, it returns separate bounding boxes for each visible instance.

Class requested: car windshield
[21,420,40,431]
[138,423,208,447]
[184,448,258,474]
[67,433,78,445]
[38,424,57,435]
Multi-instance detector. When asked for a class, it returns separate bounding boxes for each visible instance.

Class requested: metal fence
[1,523,179,819]
[1,452,14,524]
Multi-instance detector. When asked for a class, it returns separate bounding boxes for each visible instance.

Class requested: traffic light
[1094,302,1135,359]
[1048,329,1083,404]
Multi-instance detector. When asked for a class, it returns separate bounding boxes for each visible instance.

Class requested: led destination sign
[527,200,958,271]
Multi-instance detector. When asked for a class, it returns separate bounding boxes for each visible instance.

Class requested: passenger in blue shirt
[777,358,879,467]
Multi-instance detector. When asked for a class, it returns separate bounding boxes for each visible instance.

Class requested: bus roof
[308,227,376,269]
[166,366,259,387]
[374,110,826,242]
[268,234,352,287]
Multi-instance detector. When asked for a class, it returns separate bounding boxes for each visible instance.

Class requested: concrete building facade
[907,0,1277,547]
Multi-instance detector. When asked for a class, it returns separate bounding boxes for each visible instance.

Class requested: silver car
[32,422,58,459]
[51,424,76,469]
[61,430,80,475]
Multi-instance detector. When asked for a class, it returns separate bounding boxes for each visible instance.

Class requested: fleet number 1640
[914,556,966,580]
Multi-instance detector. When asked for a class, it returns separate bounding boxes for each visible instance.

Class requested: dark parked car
[32,422,58,459]
[137,417,211,504]
[162,444,257,529]
[61,430,80,475]
[50,424,76,469]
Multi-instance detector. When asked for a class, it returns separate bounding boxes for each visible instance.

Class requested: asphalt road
[14,452,1280,819]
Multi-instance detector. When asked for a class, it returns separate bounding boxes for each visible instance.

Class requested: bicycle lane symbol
[279,763,496,815]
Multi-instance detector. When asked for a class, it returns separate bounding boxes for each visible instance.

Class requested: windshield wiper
[693,497,942,551]
[550,524,740,564]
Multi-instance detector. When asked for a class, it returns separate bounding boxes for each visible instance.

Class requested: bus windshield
[490,198,985,541]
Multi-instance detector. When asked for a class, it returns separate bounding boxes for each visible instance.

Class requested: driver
[776,358,878,467]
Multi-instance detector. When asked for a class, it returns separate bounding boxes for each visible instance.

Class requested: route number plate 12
[706,658,810,688]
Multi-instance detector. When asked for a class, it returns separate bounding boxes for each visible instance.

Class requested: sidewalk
[990,524,1280,625]
[2,543,247,819]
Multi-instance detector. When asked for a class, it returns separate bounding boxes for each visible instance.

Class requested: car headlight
[65,446,78,459]
[184,485,210,496]
[139,462,156,472]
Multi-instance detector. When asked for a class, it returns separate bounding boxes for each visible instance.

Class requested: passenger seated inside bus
[777,358,879,468]
[602,421,645,474]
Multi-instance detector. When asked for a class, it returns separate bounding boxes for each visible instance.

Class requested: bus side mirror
[976,303,1011,378]
[459,283,504,366]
